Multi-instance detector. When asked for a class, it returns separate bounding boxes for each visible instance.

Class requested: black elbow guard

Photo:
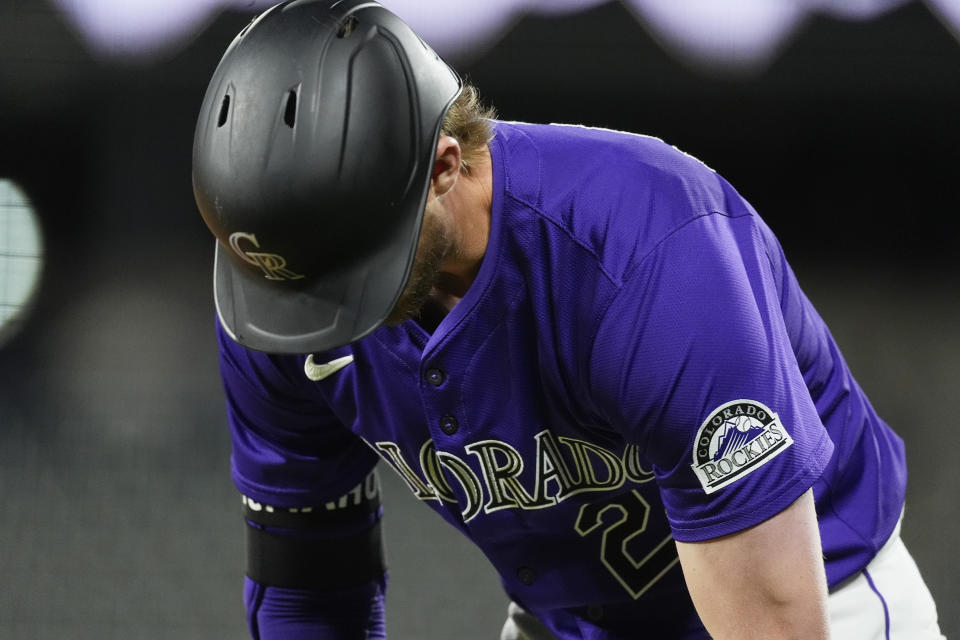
[243,470,385,590]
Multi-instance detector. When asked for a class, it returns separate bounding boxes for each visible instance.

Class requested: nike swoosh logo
[303,354,354,381]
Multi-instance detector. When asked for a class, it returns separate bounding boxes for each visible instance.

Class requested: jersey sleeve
[216,322,388,639]
[589,210,834,542]
[216,320,380,507]
[245,577,386,640]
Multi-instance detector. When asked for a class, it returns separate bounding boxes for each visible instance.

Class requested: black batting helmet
[192,0,462,353]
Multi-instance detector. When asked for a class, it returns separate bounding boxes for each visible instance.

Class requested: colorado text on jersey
[374,428,658,522]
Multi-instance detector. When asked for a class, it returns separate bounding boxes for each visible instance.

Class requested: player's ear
[431,136,461,197]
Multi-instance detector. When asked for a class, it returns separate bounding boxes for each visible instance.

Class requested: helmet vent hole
[284,90,298,128]
[337,16,358,39]
[217,95,230,127]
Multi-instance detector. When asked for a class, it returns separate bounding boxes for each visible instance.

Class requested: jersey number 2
[574,490,680,599]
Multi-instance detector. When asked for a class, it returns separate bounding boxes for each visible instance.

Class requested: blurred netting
[0,179,43,344]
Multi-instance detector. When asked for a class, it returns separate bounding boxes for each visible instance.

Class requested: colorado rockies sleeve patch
[691,400,794,494]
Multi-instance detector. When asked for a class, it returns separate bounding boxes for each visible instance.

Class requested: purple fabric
[244,576,386,640]
[217,325,380,507]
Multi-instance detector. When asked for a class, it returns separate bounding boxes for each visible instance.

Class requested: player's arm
[242,471,386,640]
[675,488,830,640]
[216,322,386,639]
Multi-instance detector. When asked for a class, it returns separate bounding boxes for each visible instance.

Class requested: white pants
[501,521,945,639]
[828,517,945,640]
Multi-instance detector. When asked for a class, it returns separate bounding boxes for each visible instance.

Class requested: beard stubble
[383,211,450,326]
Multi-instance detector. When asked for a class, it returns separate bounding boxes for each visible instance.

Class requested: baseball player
[191,1,945,638]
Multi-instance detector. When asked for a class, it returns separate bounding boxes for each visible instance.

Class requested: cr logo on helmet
[228,232,304,281]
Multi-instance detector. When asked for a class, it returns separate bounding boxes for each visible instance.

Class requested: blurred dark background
[0,1,957,638]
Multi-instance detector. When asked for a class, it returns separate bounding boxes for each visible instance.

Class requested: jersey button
[517,567,537,587]
[516,566,536,585]
[439,415,459,435]
[425,368,446,386]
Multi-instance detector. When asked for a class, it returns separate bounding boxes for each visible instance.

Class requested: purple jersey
[218,121,906,638]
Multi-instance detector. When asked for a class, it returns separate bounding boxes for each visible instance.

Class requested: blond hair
[440,82,496,174]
